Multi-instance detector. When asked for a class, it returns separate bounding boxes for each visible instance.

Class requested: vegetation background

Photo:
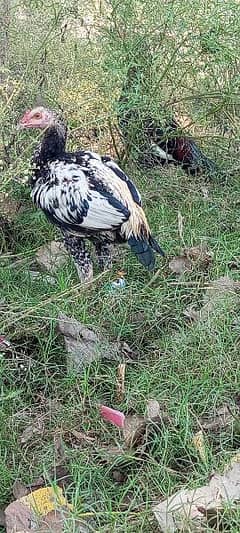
[0,0,240,530]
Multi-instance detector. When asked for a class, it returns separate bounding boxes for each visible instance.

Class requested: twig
[107,119,121,160]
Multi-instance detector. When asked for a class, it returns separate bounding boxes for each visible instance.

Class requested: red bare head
[18,106,56,130]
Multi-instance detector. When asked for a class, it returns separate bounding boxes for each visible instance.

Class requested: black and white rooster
[19,107,164,282]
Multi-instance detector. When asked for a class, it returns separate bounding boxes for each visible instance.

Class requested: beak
[17,122,25,130]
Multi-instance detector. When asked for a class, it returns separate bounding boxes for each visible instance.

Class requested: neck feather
[34,119,67,165]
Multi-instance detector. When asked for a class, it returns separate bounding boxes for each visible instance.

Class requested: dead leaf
[12,480,29,499]
[58,313,124,371]
[199,404,238,432]
[116,363,126,402]
[20,486,71,515]
[200,276,240,319]
[169,255,192,274]
[36,241,68,273]
[45,465,73,491]
[169,244,213,275]
[153,457,240,532]
[183,276,240,326]
[123,415,146,448]
[146,400,173,425]
[20,419,45,444]
[183,306,200,322]
[146,399,161,420]
[192,430,207,462]
[38,510,64,533]
[5,500,32,532]
[185,244,213,266]
[53,433,66,463]
[5,486,74,533]
[100,399,173,449]
[38,510,89,532]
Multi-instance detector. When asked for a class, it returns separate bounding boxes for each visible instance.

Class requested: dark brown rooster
[118,67,217,177]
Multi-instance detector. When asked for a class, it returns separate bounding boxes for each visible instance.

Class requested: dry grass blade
[192,430,207,462]
[70,429,95,443]
[177,210,184,243]
[199,404,239,432]
[116,363,126,402]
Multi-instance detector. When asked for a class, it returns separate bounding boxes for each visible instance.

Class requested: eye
[34,113,41,119]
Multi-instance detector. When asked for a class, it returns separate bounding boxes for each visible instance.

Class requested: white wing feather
[32,159,129,231]
[101,157,142,206]
[81,190,126,230]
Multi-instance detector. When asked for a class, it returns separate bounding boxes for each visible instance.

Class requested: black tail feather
[149,235,165,257]
[181,140,218,177]
[201,155,218,176]
[128,235,165,271]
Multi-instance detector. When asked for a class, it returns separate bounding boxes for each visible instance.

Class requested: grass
[0,0,240,530]
[1,164,240,531]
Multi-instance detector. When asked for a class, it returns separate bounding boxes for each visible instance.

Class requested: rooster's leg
[94,241,112,271]
[62,233,93,282]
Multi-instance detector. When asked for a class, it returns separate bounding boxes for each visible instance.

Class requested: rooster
[18,107,164,282]
[119,67,217,177]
